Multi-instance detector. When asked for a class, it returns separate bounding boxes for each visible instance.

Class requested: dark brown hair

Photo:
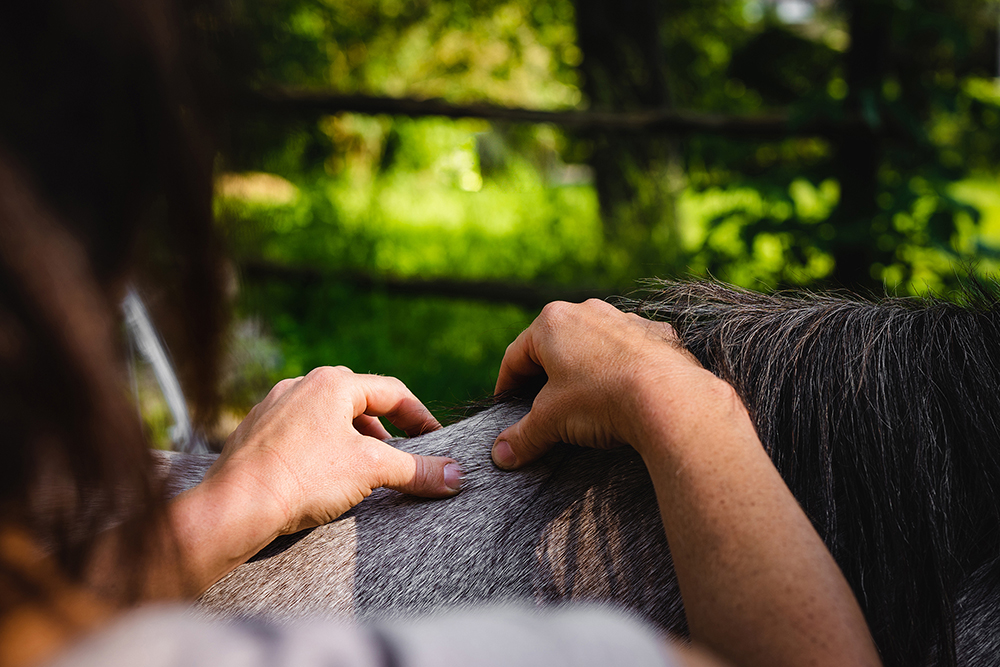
[0,0,224,606]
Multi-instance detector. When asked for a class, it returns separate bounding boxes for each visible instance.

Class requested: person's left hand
[200,366,462,537]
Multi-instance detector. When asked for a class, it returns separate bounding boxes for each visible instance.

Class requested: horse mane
[619,279,1000,667]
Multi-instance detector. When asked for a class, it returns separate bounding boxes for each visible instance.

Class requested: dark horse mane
[620,280,1000,667]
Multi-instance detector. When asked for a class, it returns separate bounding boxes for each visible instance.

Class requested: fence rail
[245,87,866,138]
[239,260,617,310]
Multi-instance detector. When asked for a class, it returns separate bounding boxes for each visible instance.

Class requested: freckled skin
[489,300,880,667]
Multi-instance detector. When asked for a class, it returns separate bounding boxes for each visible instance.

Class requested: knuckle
[514,435,547,463]
[516,433,540,456]
[539,300,573,324]
[589,299,624,320]
[357,442,386,473]
[306,366,332,381]
[272,377,297,393]
[410,454,430,487]
[363,445,408,487]
[512,420,541,452]
[308,365,351,386]
[378,376,410,407]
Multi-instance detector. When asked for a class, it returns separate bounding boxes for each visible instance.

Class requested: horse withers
[159,281,1000,667]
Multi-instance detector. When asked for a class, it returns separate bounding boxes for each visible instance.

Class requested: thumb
[492,409,557,470]
[373,443,464,497]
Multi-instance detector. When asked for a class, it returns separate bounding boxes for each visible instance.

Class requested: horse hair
[619,279,1000,667]
[161,280,1000,667]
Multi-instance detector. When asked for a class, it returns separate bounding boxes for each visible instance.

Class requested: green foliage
[218,121,607,284]
[229,0,581,102]
[205,0,1000,413]
[237,279,535,415]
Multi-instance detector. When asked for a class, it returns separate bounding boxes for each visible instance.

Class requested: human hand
[202,366,462,537]
[491,299,719,470]
[491,301,882,667]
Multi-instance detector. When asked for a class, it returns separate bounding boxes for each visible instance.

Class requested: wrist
[623,367,757,465]
[167,476,285,596]
[202,451,300,535]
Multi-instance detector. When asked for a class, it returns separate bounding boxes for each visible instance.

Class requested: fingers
[491,406,558,470]
[495,326,545,395]
[353,414,392,441]
[369,443,464,497]
[354,374,442,436]
[494,300,618,396]
[303,366,442,436]
[260,376,302,411]
[233,377,300,436]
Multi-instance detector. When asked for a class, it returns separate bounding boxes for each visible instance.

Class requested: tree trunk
[573,0,682,281]
[830,0,891,292]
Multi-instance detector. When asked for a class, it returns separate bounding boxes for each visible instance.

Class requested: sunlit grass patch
[237,279,536,412]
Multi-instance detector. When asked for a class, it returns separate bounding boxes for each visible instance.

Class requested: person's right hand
[491,301,882,667]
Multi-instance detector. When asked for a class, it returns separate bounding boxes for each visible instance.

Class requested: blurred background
[141,0,1000,444]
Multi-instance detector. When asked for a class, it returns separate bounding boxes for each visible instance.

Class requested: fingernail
[492,439,517,470]
[444,462,464,492]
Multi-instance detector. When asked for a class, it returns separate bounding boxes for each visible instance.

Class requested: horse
[157,280,1000,667]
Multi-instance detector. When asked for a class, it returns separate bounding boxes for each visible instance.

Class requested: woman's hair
[0,0,224,605]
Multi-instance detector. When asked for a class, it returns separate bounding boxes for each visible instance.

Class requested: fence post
[830,0,891,291]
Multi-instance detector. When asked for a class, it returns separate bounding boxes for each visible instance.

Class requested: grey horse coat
[156,281,1000,667]
[159,401,683,629]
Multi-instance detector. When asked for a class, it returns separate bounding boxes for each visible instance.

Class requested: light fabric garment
[49,605,679,667]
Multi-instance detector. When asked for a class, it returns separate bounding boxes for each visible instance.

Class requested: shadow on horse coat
[159,281,1000,667]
